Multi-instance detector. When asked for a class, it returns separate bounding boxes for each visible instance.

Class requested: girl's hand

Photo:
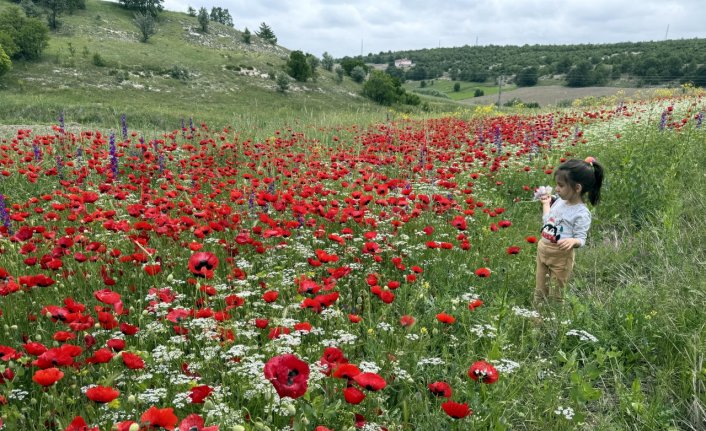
[539,194,552,205]
[556,238,579,250]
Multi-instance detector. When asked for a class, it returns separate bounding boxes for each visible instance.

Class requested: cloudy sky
[163,0,706,58]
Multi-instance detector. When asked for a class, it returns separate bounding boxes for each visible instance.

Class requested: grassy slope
[1,0,434,129]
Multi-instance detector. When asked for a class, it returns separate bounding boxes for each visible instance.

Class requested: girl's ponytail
[586,157,603,206]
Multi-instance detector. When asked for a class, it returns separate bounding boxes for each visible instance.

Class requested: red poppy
[263,354,310,399]
[506,246,521,255]
[64,416,99,431]
[33,346,76,369]
[343,385,366,404]
[474,267,491,278]
[441,400,472,419]
[352,372,386,391]
[122,352,145,369]
[262,290,279,302]
[333,363,361,380]
[526,236,538,243]
[400,315,415,327]
[86,348,114,364]
[32,367,64,386]
[189,385,213,404]
[320,347,348,375]
[468,299,484,311]
[23,341,48,356]
[178,413,219,431]
[107,338,126,351]
[86,385,120,403]
[348,313,362,323]
[468,360,499,384]
[436,312,456,324]
[144,264,162,276]
[120,322,140,336]
[428,381,452,398]
[188,251,219,278]
[141,406,178,430]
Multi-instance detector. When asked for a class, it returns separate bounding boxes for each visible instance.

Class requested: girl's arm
[557,211,591,250]
[540,194,552,217]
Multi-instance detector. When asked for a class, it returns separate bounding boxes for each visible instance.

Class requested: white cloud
[162,0,706,57]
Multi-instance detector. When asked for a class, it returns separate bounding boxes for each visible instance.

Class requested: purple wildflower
[33,143,42,161]
[121,114,128,140]
[0,193,12,235]
[109,132,118,178]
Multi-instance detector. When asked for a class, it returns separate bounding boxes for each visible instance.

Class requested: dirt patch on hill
[461,86,650,107]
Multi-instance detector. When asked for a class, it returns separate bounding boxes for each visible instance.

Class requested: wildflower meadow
[0,89,705,431]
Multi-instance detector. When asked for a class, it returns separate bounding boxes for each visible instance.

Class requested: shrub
[474,88,484,97]
[350,65,366,83]
[0,45,11,78]
[453,82,461,92]
[275,73,289,92]
[133,11,156,43]
[92,52,106,67]
[286,50,312,82]
[169,64,189,80]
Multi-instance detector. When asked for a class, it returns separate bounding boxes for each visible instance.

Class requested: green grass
[1,0,468,129]
[404,79,516,101]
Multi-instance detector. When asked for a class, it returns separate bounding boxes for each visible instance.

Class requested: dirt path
[461,85,649,107]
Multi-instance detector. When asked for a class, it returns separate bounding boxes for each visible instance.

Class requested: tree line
[356,39,706,88]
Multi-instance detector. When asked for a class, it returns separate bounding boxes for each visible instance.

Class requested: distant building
[394,58,413,69]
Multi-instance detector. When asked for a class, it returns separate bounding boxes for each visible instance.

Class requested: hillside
[363,39,706,87]
[0,0,398,129]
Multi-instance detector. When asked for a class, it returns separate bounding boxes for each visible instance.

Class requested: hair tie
[584,156,595,167]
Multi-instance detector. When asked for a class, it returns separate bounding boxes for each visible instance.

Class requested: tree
[516,66,538,87]
[19,0,43,18]
[42,0,66,30]
[334,66,344,83]
[0,45,11,78]
[362,70,400,105]
[0,8,49,60]
[565,61,592,87]
[242,27,251,44]
[133,11,156,43]
[275,73,289,92]
[187,6,196,17]
[321,52,334,71]
[286,50,311,82]
[555,56,573,74]
[306,53,319,81]
[339,57,367,76]
[209,7,233,27]
[385,64,404,81]
[118,0,163,16]
[197,7,208,33]
[453,82,461,92]
[350,65,367,83]
[684,65,706,87]
[0,33,18,59]
[256,22,276,45]
[65,0,85,14]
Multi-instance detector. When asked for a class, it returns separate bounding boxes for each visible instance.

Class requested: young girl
[534,157,604,306]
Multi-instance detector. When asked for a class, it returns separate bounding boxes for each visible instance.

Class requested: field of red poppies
[0,93,705,430]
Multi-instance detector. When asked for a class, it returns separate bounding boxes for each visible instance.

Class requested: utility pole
[496,75,503,107]
[664,24,669,40]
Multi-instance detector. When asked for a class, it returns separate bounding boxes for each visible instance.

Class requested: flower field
[0,92,705,430]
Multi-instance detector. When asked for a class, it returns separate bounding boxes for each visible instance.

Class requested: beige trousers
[534,240,575,305]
